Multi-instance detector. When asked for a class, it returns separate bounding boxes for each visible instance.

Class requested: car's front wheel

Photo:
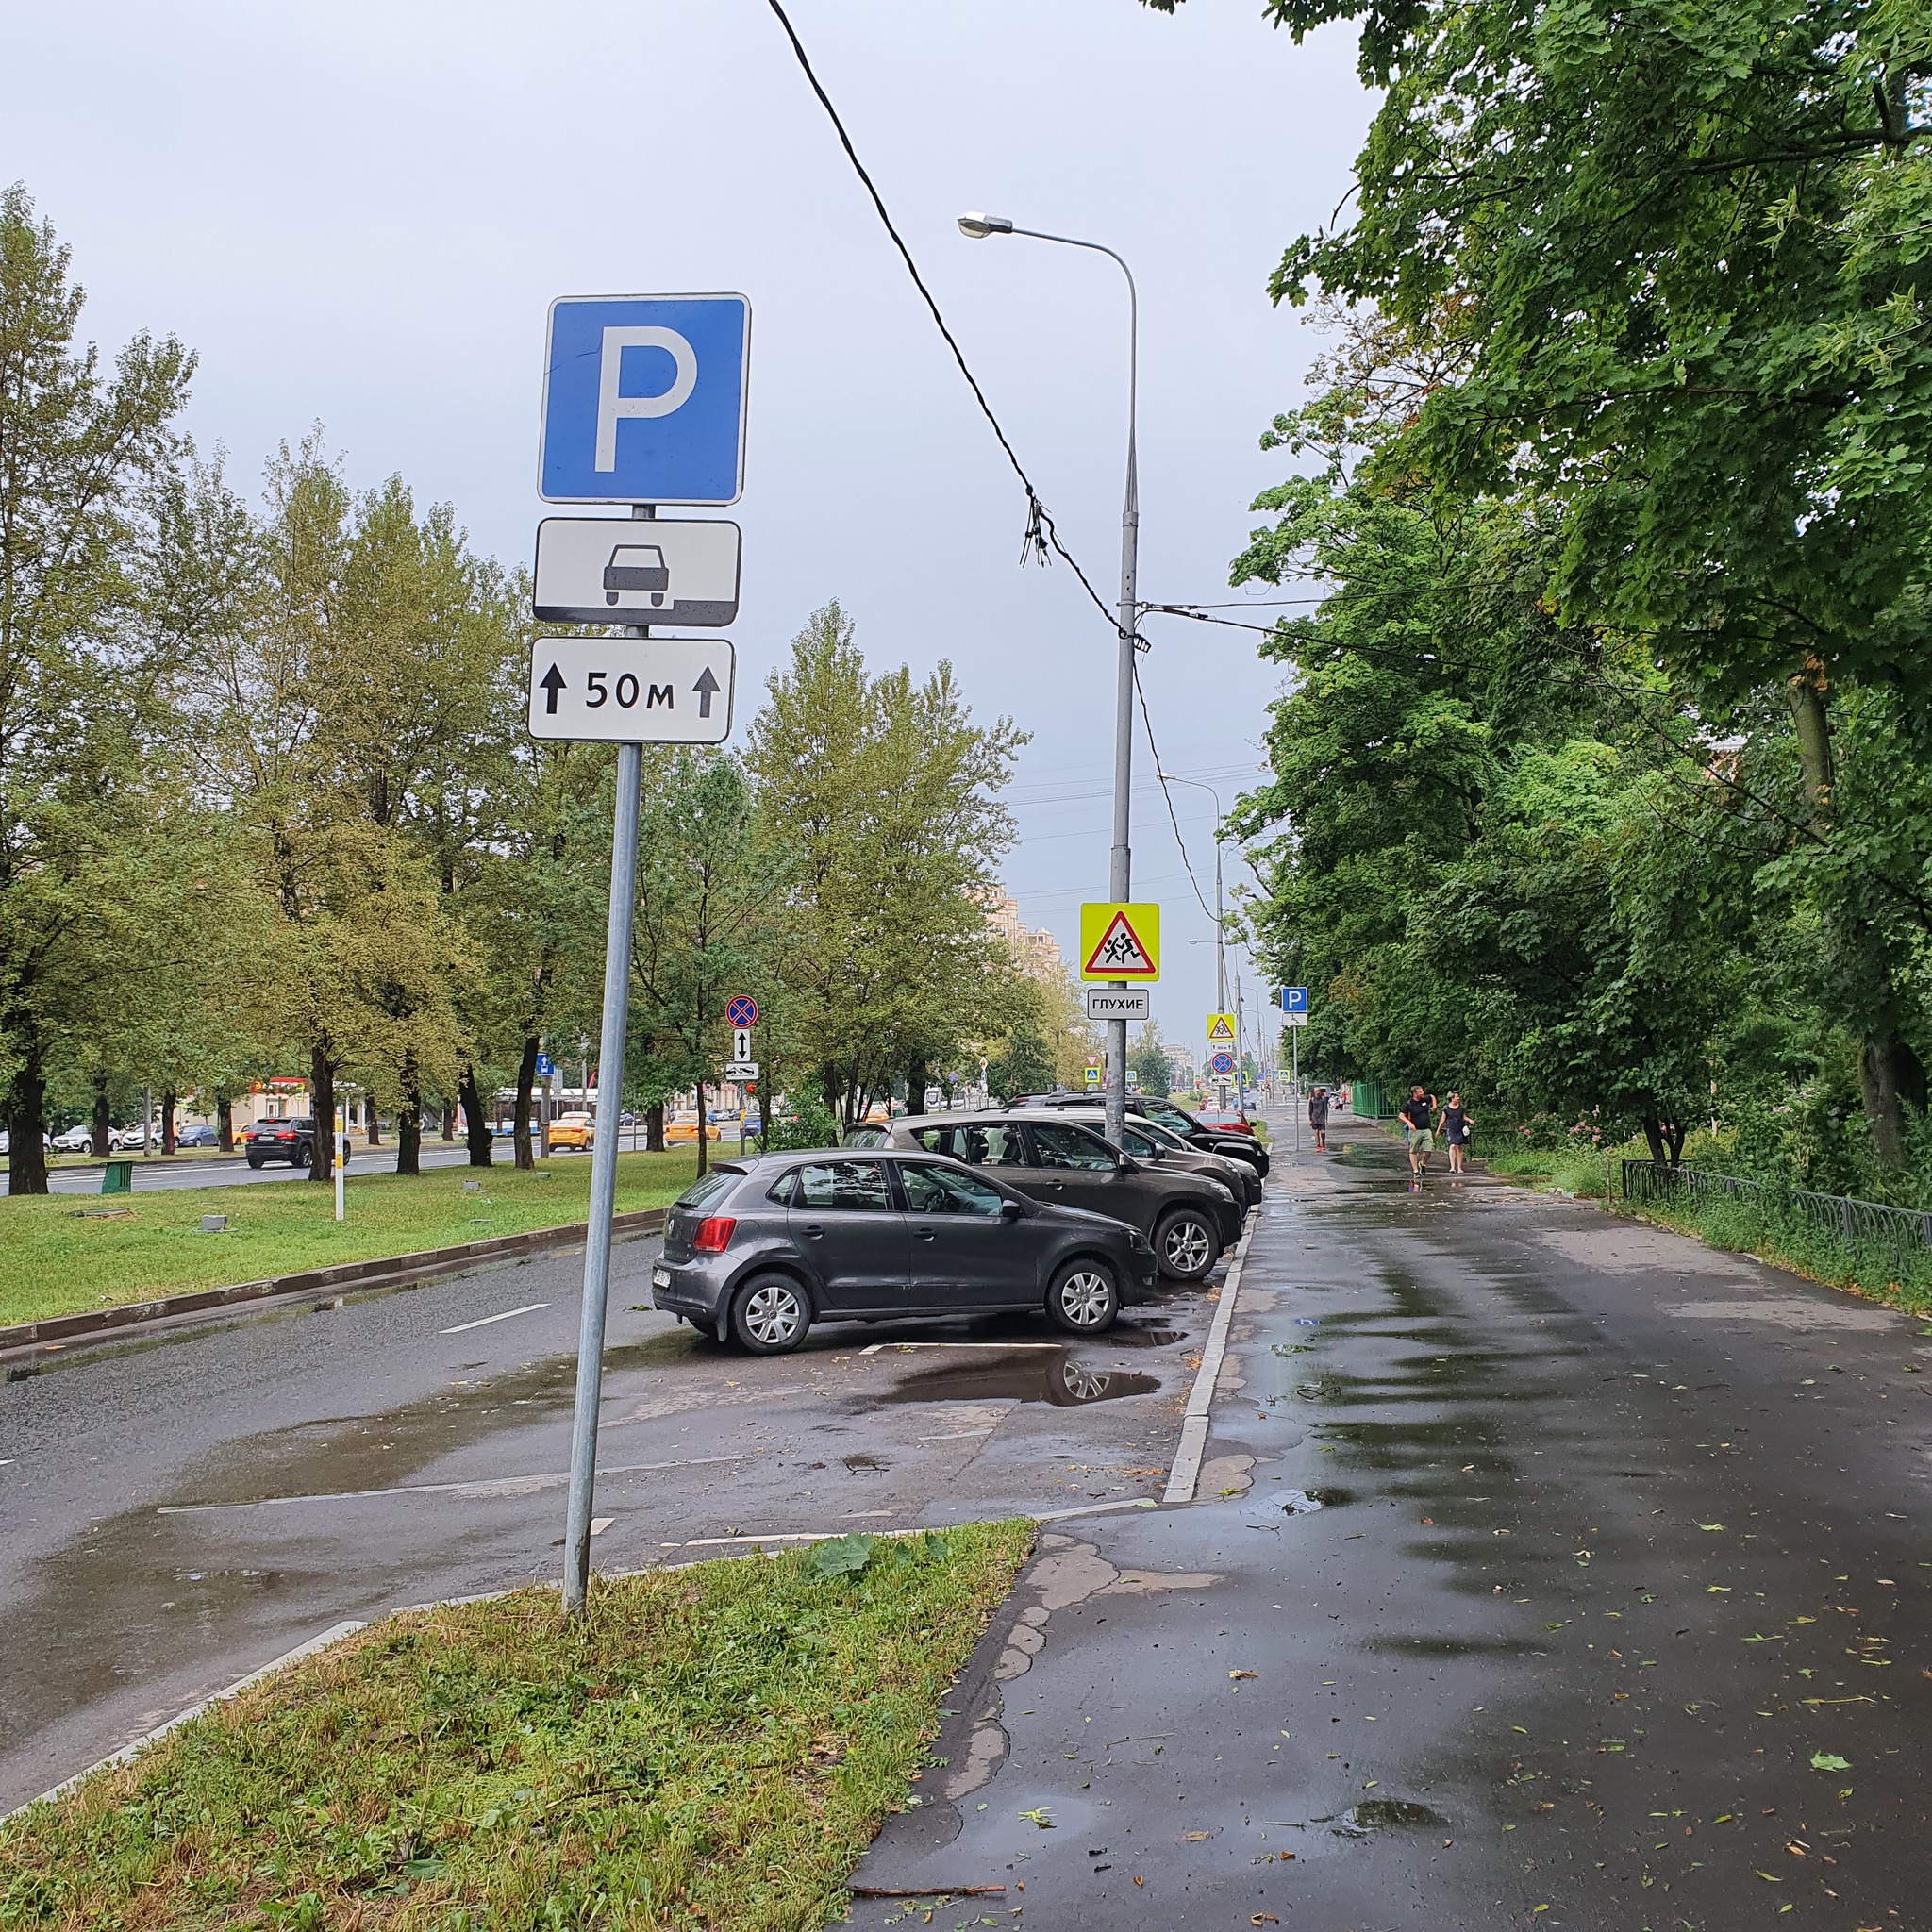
[731,1273,812,1354]
[1047,1259,1119,1335]
[1156,1208,1220,1281]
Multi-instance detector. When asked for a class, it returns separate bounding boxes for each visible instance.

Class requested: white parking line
[441,1302,551,1335]
[155,1453,753,1513]
[859,1340,1062,1355]
[1162,1215,1257,1505]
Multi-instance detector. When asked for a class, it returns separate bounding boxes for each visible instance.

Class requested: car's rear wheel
[731,1273,811,1354]
[245,1157,263,1169]
[1155,1208,1219,1281]
[1047,1259,1119,1335]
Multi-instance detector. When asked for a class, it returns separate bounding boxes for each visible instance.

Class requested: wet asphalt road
[854,1128,1932,1929]
[4,1140,688,1195]
[0,1216,1215,1811]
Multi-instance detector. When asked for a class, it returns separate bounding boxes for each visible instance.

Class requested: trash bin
[102,1159,133,1195]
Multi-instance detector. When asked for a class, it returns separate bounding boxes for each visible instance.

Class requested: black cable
[1131,660,1220,924]
[761,0,1127,640]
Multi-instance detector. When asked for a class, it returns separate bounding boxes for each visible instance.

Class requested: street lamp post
[960,211,1138,1147]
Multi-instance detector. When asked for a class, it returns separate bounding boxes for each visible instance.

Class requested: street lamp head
[958,211,1014,239]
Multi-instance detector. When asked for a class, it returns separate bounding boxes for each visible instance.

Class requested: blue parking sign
[540,294,750,505]
[1280,986,1308,1013]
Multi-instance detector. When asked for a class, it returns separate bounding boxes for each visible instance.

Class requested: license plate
[652,1268,671,1290]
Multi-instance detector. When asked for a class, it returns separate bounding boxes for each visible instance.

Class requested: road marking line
[1162,1214,1257,1505]
[441,1301,551,1334]
[1036,1497,1158,1523]
[860,1340,1062,1355]
[155,1453,752,1513]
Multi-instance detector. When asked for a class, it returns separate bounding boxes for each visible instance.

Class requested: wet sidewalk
[848,1127,1932,1928]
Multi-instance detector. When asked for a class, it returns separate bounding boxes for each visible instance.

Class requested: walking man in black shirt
[1399,1085,1436,1175]
[1307,1084,1330,1152]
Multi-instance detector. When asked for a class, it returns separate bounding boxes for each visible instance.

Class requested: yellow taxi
[547,1111,594,1151]
[664,1111,723,1144]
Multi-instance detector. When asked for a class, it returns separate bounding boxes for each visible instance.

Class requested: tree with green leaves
[0,186,195,1192]
[745,603,1027,1126]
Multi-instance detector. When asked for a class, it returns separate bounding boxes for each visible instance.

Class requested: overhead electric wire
[761,0,1124,638]
[1131,661,1221,925]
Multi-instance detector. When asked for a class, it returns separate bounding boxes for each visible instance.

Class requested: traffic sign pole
[561,723,642,1617]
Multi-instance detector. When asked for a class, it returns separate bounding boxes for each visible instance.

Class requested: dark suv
[877,1110,1241,1281]
[243,1117,332,1170]
[1035,1105,1261,1208]
[1015,1091,1271,1179]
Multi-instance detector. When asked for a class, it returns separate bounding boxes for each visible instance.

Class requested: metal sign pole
[1292,1022,1300,1153]
[561,727,644,1616]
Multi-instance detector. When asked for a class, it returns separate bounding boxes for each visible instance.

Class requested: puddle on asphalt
[877,1354,1160,1407]
[1105,1325,1184,1349]
[1337,1799,1447,1833]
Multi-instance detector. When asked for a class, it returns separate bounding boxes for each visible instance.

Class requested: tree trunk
[695,1077,708,1177]
[366,1102,382,1147]
[513,1036,539,1172]
[441,1099,456,1141]
[308,1044,335,1183]
[1787,672,1834,808]
[458,1065,493,1166]
[647,1100,666,1153]
[396,1057,422,1177]
[1640,1109,1669,1165]
[1860,1029,1927,1172]
[92,1073,111,1160]
[161,1088,176,1156]
[216,1091,234,1153]
[6,1047,50,1195]
[906,1057,928,1119]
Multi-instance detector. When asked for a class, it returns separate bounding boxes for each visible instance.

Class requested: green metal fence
[1347,1078,1393,1119]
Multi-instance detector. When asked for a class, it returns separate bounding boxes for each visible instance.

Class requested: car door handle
[915,1225,938,1241]
[802,1224,825,1238]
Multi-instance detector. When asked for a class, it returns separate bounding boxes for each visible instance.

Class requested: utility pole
[959,213,1138,1147]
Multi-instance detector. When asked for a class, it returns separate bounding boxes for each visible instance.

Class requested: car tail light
[691,1216,736,1254]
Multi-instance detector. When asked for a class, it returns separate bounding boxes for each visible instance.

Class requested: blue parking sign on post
[1280,987,1308,1013]
[540,294,750,505]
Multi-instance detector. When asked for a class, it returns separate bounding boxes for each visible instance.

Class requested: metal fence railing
[1620,1161,1932,1271]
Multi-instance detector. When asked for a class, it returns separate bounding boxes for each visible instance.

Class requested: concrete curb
[1161,1206,1257,1504]
[0,1208,668,1366]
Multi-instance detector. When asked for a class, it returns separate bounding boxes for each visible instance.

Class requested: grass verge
[0,1153,700,1330]
[0,1521,1035,1930]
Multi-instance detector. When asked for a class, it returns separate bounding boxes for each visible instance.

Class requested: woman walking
[1440,1092,1473,1174]
[1307,1084,1330,1152]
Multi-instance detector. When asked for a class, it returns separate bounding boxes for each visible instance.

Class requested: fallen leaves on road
[1018,1808,1055,1828]
[1230,1669,1257,1680]
[1809,1753,1851,1772]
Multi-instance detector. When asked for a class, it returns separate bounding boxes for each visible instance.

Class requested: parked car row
[653,1098,1269,1355]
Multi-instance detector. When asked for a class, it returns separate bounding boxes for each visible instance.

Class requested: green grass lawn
[0,1152,701,1331]
[0,1522,1034,1931]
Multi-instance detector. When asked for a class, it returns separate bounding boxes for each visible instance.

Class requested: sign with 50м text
[539,295,750,505]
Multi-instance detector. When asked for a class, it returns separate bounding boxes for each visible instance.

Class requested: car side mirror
[1115,1156,1141,1175]
[999,1198,1024,1221]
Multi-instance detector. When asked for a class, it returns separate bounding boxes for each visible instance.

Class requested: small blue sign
[1209,1051,1236,1076]
[536,1054,556,1078]
[1281,986,1308,1013]
[540,294,750,505]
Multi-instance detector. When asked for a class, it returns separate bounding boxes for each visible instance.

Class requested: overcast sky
[6,0,1370,1067]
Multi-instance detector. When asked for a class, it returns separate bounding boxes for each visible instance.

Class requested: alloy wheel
[742,1281,805,1347]
[1161,1217,1214,1276]
[1058,1269,1114,1327]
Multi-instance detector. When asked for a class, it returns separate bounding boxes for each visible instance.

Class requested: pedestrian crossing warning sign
[1079,902,1160,982]
[1206,1011,1237,1045]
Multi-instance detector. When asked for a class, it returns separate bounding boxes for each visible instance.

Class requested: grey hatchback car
[874,1111,1243,1282]
[650,1147,1158,1353]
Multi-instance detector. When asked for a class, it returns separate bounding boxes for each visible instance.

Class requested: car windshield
[675,1168,740,1210]
[901,1162,1006,1216]
[1134,1099,1197,1132]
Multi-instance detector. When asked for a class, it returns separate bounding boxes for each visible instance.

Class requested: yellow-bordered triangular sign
[1080,903,1159,979]
[1206,1011,1237,1044]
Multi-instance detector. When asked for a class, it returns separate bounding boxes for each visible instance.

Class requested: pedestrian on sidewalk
[1399,1084,1436,1175]
[1440,1092,1473,1174]
[1307,1084,1330,1152]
